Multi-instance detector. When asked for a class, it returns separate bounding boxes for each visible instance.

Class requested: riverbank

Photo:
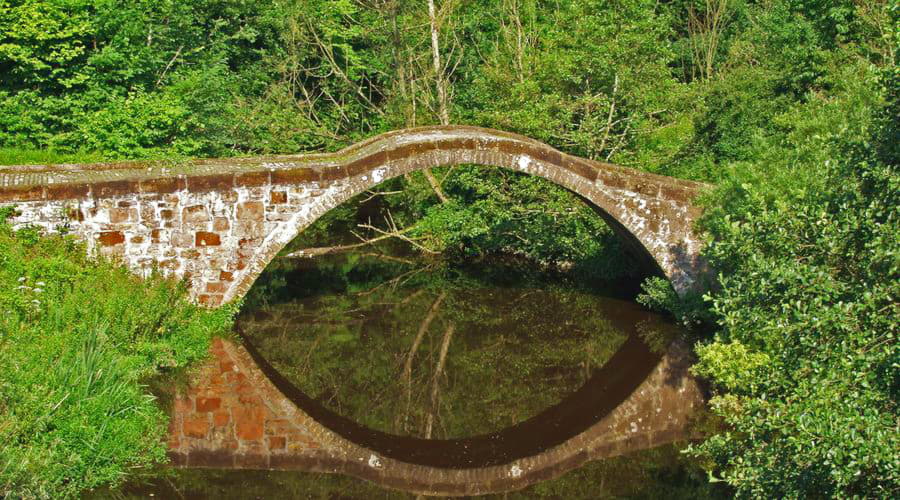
[0,208,235,498]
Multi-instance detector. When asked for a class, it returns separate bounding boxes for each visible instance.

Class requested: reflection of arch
[169,333,704,496]
[225,126,707,303]
[239,329,659,468]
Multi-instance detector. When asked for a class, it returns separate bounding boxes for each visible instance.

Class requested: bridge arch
[223,126,707,304]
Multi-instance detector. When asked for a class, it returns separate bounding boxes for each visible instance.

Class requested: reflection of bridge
[0,126,708,304]
[168,337,704,496]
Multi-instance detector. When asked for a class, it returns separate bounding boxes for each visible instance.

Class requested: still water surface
[104,253,726,498]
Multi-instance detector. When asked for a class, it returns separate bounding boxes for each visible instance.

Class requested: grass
[0,211,236,498]
[0,148,107,166]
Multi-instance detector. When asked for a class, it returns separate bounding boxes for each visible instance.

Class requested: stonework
[170,337,704,496]
[0,126,709,303]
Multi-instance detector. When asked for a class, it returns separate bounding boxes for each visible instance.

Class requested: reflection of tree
[239,254,639,438]
[398,292,445,433]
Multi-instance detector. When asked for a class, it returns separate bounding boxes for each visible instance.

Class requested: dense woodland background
[0,0,897,497]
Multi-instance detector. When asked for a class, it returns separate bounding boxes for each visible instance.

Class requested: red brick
[267,436,286,450]
[234,407,265,440]
[219,359,236,372]
[183,415,209,438]
[98,231,125,246]
[220,270,234,282]
[213,411,230,427]
[199,294,223,307]
[206,281,227,294]
[195,231,221,246]
[196,397,221,412]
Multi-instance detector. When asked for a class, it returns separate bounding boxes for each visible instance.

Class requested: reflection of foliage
[635,317,681,355]
[239,253,657,438]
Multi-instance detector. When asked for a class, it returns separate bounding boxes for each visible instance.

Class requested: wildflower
[31,299,40,305]
[16,285,28,291]
[33,288,43,293]
[36,281,46,287]
[17,276,26,283]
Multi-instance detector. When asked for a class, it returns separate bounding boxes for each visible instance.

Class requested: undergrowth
[0,208,235,498]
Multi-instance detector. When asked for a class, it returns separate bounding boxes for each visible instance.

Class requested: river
[101,250,728,498]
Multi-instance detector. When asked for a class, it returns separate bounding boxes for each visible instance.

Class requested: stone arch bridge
[1,126,710,495]
[0,126,706,304]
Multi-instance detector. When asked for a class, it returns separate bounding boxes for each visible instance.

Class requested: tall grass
[0,211,235,497]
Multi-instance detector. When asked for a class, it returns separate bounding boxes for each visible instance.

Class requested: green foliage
[0,219,235,497]
[1,0,898,496]
[638,276,712,329]
[0,147,103,165]
[684,58,899,496]
[408,165,638,281]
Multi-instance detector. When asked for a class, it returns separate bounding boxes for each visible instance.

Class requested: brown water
[99,254,727,498]
[238,258,677,441]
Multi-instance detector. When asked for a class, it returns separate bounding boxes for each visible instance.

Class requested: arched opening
[223,126,705,304]
[230,150,695,469]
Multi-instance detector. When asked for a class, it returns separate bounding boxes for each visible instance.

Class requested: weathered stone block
[183,205,210,224]
[109,207,136,223]
[236,201,264,221]
[171,231,193,248]
[195,231,221,246]
[196,397,221,413]
[98,231,125,246]
[270,191,287,204]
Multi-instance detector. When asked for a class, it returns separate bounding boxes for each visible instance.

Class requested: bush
[0,216,235,498]
[684,59,899,496]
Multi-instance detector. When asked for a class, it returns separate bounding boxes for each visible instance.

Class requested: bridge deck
[0,126,705,203]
